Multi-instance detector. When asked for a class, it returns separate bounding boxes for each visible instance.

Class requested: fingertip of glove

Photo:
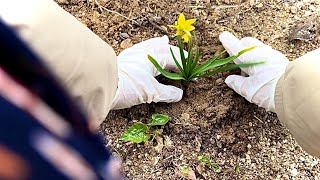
[219,31,237,43]
[240,37,265,47]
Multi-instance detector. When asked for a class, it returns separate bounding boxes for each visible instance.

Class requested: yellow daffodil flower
[168,14,196,43]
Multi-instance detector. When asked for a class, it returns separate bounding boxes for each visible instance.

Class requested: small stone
[290,167,299,176]
[256,3,263,8]
[309,5,316,11]
[247,144,252,149]
[181,113,190,121]
[215,78,224,86]
[290,6,298,14]
[305,11,312,16]
[120,39,133,49]
[299,156,305,162]
[120,32,129,39]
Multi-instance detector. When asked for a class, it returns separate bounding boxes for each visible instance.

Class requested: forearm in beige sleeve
[275,49,320,157]
[0,0,118,127]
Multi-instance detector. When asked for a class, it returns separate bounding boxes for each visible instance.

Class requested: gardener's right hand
[111,36,186,110]
[219,31,289,112]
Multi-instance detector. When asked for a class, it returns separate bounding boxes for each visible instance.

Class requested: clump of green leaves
[198,155,221,173]
[148,14,263,89]
[148,37,261,88]
[120,114,171,143]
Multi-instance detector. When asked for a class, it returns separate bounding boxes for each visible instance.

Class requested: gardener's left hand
[111,36,186,109]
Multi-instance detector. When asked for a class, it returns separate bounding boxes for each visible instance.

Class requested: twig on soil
[212,4,242,9]
[253,115,264,123]
[89,0,139,24]
[148,18,169,35]
[188,5,206,9]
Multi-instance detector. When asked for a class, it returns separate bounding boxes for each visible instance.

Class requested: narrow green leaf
[191,47,200,70]
[148,114,171,126]
[177,36,187,70]
[237,46,257,56]
[148,55,185,80]
[199,61,264,78]
[170,47,184,76]
[185,39,193,77]
[235,164,240,173]
[191,46,256,78]
[190,50,227,78]
[120,122,150,143]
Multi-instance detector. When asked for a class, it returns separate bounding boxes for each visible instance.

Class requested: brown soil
[58,0,320,179]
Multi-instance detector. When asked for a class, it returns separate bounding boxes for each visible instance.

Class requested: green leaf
[181,167,189,175]
[199,61,264,78]
[191,46,256,78]
[148,114,171,126]
[177,36,187,70]
[190,50,227,78]
[235,164,240,173]
[170,47,184,76]
[215,168,222,173]
[148,55,185,80]
[185,38,193,77]
[191,47,200,71]
[119,122,150,143]
[202,46,257,72]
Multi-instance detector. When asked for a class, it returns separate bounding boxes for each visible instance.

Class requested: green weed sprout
[120,114,171,143]
[198,155,221,173]
[148,13,263,89]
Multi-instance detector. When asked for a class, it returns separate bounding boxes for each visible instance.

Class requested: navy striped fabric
[0,20,115,179]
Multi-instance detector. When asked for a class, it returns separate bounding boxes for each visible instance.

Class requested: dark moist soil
[58,0,320,179]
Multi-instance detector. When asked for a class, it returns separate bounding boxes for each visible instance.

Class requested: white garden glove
[111,36,185,109]
[219,31,289,112]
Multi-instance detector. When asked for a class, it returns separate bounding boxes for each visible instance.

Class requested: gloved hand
[219,31,289,112]
[111,36,185,109]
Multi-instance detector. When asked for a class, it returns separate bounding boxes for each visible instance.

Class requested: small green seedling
[120,114,171,143]
[234,164,241,173]
[181,167,190,175]
[198,155,221,173]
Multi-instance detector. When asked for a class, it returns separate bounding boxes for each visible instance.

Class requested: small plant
[234,164,241,173]
[119,114,171,143]
[148,14,263,89]
[198,155,221,173]
[181,167,190,175]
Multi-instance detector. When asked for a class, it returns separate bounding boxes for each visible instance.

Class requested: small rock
[290,6,298,14]
[120,32,130,39]
[256,3,263,8]
[299,156,305,162]
[181,113,190,121]
[120,39,133,49]
[215,78,224,86]
[290,167,299,177]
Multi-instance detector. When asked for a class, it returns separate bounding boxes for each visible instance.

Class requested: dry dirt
[57,0,320,179]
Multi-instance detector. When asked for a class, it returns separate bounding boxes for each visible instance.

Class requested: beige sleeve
[0,0,118,127]
[275,49,320,157]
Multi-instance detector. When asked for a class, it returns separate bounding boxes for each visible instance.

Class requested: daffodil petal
[178,14,186,25]
[186,26,195,32]
[186,19,197,25]
[182,34,190,43]
[182,29,192,38]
